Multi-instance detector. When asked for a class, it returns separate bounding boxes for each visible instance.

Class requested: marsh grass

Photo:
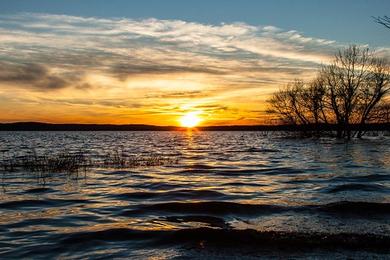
[0,149,179,174]
[0,151,90,174]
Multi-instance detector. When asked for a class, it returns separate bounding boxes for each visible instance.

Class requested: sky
[0,0,389,125]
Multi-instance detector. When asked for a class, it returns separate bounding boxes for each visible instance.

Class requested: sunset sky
[0,0,389,126]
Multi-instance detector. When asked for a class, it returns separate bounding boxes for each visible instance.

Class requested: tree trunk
[357,122,364,138]
[336,124,343,138]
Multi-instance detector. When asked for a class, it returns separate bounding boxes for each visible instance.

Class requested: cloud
[110,63,225,79]
[146,90,207,99]
[0,13,346,89]
[0,13,389,124]
[0,62,86,90]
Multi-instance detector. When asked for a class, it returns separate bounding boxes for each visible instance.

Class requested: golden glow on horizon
[179,112,202,128]
[0,74,272,125]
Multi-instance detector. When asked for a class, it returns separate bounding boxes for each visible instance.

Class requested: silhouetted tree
[301,77,328,134]
[356,58,390,137]
[267,45,390,139]
[266,85,299,125]
[373,15,390,29]
[321,46,372,138]
[370,101,390,124]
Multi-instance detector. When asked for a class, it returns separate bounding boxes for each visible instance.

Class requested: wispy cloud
[0,13,339,83]
[0,13,388,124]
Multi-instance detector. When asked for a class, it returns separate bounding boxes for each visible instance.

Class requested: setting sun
[179,112,202,127]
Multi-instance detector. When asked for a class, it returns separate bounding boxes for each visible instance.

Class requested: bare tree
[267,80,313,126]
[373,15,390,29]
[267,86,298,125]
[375,101,390,124]
[356,58,390,137]
[267,45,390,139]
[302,77,328,124]
[267,79,327,135]
[287,80,311,125]
[321,46,373,138]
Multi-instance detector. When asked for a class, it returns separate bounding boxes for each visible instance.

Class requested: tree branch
[373,15,390,29]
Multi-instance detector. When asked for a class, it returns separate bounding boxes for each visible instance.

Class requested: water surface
[0,131,389,258]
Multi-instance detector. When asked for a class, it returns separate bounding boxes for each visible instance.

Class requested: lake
[0,131,389,259]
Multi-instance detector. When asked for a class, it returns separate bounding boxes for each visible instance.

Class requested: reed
[0,151,89,173]
[0,149,178,174]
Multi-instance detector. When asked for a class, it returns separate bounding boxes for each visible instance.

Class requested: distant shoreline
[0,122,389,131]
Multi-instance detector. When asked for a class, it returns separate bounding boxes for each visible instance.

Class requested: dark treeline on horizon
[0,121,389,132]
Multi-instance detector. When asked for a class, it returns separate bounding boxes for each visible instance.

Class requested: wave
[36,227,390,254]
[213,167,304,176]
[184,164,217,169]
[164,228,390,250]
[331,174,390,182]
[246,148,281,153]
[132,182,183,190]
[121,201,288,216]
[317,201,390,215]
[6,228,386,258]
[162,215,229,228]
[24,187,54,193]
[322,183,387,193]
[222,181,265,187]
[0,198,92,210]
[121,201,390,217]
[112,189,233,201]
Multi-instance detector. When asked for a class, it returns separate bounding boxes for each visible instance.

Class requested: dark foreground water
[0,131,389,259]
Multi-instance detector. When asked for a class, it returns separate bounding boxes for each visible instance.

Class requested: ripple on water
[24,187,55,194]
[110,189,237,201]
[0,131,389,258]
[322,183,388,193]
[4,227,390,259]
[0,198,94,210]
